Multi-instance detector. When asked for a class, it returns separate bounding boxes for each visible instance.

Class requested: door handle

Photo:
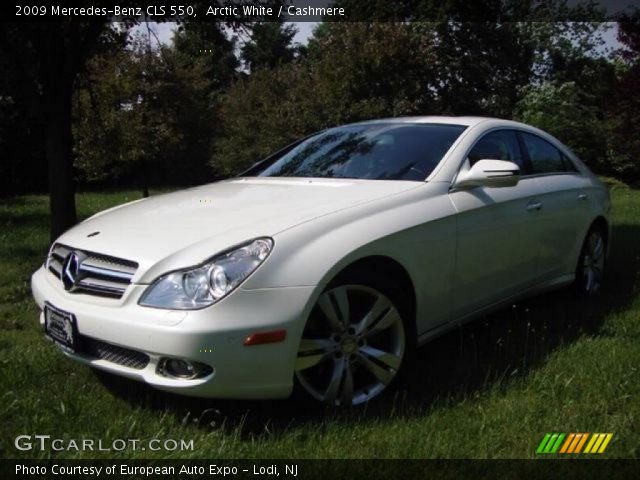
[577,193,588,201]
[527,201,543,211]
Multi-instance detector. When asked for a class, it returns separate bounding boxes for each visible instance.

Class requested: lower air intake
[82,337,150,370]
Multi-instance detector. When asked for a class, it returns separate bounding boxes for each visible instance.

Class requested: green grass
[1,187,639,459]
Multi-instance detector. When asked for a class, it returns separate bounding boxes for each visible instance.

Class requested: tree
[74,47,136,186]
[515,81,609,171]
[75,22,241,190]
[75,33,181,196]
[214,0,611,176]
[171,22,239,91]
[325,0,607,118]
[0,17,243,240]
[241,22,298,72]
[608,9,640,183]
[0,39,46,197]
[0,22,126,240]
[214,23,438,175]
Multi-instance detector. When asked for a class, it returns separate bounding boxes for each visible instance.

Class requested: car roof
[348,116,525,128]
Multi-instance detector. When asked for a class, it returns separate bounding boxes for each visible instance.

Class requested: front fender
[244,183,458,333]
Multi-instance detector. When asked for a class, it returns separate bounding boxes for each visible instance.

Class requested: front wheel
[575,225,607,296]
[295,282,408,406]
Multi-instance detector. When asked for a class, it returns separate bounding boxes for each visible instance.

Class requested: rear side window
[520,132,567,174]
[468,130,525,170]
[561,153,579,172]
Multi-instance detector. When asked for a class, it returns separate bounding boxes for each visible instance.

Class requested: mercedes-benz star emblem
[61,252,86,291]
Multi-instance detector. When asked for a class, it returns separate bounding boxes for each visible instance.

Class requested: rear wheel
[575,225,607,296]
[295,280,409,406]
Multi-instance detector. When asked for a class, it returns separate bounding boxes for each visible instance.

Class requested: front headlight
[139,238,273,310]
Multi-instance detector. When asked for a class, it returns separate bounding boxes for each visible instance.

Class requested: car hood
[56,177,420,283]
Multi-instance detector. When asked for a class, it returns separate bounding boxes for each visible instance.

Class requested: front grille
[81,336,150,370]
[47,243,138,299]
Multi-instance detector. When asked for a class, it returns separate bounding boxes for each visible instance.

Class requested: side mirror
[454,159,520,189]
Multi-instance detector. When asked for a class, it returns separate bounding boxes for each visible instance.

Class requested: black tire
[574,223,607,296]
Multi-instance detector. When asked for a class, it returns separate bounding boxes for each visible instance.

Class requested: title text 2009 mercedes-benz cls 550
[31,117,611,406]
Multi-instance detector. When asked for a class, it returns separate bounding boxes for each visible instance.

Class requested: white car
[31,116,611,406]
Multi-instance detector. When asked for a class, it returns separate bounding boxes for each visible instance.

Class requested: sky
[134,21,622,53]
[133,21,317,46]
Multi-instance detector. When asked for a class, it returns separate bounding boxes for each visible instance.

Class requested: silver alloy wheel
[295,284,406,406]
[582,230,606,295]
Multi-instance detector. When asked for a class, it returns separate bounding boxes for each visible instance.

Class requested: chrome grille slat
[82,256,137,275]
[53,245,71,258]
[48,258,62,276]
[51,251,65,262]
[47,244,138,299]
[79,264,133,282]
[75,286,124,298]
[78,279,127,291]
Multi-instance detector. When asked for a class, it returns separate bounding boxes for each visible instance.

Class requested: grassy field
[0,186,639,459]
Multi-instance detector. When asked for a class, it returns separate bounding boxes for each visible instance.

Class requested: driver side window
[468,130,525,170]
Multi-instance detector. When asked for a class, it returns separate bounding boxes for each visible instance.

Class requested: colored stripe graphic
[536,433,565,454]
[538,433,613,455]
[567,433,582,453]
[559,433,575,454]
[584,434,599,453]
[544,433,560,453]
[590,434,606,453]
[550,433,565,453]
[584,433,614,454]
[598,433,613,453]
[536,433,551,455]
[536,433,552,454]
[574,433,589,453]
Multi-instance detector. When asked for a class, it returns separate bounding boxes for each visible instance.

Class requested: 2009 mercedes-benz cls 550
[31,116,611,406]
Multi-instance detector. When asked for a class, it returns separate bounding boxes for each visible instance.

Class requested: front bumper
[31,267,315,399]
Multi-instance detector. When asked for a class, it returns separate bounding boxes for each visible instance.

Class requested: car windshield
[251,123,467,181]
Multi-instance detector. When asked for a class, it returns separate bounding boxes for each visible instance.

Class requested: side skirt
[416,273,575,347]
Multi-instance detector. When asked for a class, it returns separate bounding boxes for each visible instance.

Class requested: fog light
[157,357,213,380]
[167,358,194,378]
